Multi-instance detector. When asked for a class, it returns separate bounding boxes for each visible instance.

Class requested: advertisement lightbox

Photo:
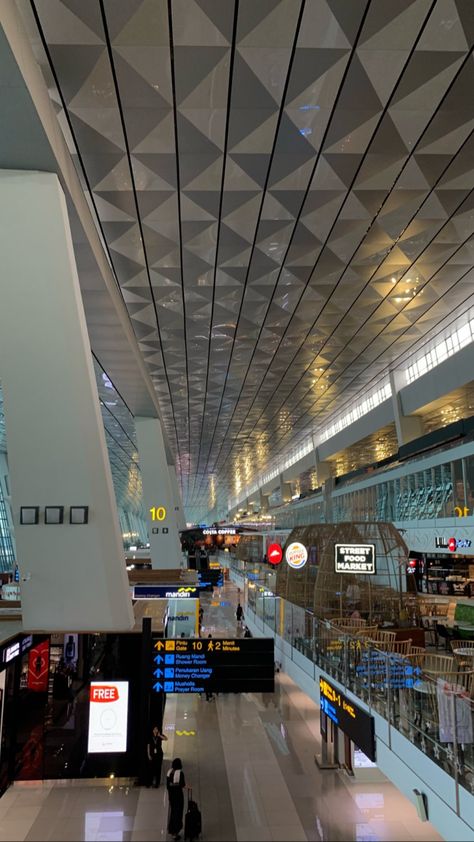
[87,681,129,754]
[334,543,376,574]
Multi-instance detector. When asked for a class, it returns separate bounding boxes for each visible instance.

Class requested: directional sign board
[319,676,375,761]
[152,637,274,694]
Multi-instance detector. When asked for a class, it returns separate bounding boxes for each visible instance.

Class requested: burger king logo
[285,542,308,569]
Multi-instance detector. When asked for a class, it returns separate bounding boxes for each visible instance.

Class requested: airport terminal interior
[2,1,474,840]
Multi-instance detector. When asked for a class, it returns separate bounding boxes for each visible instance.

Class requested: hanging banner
[28,640,50,692]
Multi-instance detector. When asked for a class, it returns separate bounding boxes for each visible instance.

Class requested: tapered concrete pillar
[315,448,331,485]
[135,417,182,569]
[279,474,292,503]
[168,463,186,532]
[0,171,134,631]
[0,452,15,546]
[389,370,425,446]
[259,490,269,514]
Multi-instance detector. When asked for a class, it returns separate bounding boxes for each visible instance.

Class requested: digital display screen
[152,637,274,694]
[88,682,129,754]
[319,676,376,761]
[334,543,376,574]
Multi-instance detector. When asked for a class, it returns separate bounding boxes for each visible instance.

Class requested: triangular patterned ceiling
[22,0,474,519]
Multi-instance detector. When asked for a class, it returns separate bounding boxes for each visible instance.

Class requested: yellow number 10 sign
[150,506,167,521]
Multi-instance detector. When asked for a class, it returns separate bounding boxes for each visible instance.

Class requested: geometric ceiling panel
[21,0,474,520]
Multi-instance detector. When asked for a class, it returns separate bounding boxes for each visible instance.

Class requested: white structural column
[0,171,134,631]
[0,452,15,548]
[315,448,331,485]
[135,417,182,569]
[168,463,186,532]
[279,474,292,503]
[389,370,424,446]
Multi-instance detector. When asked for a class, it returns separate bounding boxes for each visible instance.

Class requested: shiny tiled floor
[0,583,443,841]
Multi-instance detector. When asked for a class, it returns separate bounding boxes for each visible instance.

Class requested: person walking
[236,602,244,627]
[147,724,168,787]
[167,757,186,841]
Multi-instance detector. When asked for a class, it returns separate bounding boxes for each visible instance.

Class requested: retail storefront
[402,523,474,595]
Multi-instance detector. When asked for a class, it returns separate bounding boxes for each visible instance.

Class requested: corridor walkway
[0,581,441,841]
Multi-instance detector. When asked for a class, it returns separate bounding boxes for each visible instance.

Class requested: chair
[421,653,456,676]
[368,630,397,643]
[450,639,474,670]
[355,626,379,638]
[334,618,367,629]
[450,640,474,653]
[388,639,412,655]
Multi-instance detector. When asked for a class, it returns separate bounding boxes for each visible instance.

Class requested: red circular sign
[448,537,457,552]
[267,543,283,565]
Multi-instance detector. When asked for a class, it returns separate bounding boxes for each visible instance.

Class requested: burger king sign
[285,541,308,570]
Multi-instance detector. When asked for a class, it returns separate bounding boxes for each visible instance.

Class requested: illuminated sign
[151,637,274,694]
[21,635,33,653]
[203,528,236,535]
[88,681,129,754]
[285,542,308,569]
[319,676,375,761]
[133,585,199,599]
[149,506,167,521]
[435,536,472,551]
[1,634,33,665]
[3,642,20,663]
[28,640,50,691]
[267,543,283,565]
[334,544,376,574]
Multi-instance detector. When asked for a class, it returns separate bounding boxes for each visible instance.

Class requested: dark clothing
[167,769,185,836]
[148,735,164,787]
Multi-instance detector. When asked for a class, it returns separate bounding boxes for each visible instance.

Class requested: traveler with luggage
[184,787,202,841]
[167,757,186,841]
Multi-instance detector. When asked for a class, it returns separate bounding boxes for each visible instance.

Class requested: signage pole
[139,618,152,785]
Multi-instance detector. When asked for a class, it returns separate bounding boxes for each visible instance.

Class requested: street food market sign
[334,543,376,574]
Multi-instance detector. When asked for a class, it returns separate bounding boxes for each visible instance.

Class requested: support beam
[0,171,134,631]
[279,474,292,504]
[315,448,331,485]
[259,490,269,514]
[389,370,425,446]
[168,463,186,532]
[0,452,15,547]
[135,418,182,569]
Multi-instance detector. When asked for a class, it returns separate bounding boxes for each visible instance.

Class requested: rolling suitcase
[184,787,202,841]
